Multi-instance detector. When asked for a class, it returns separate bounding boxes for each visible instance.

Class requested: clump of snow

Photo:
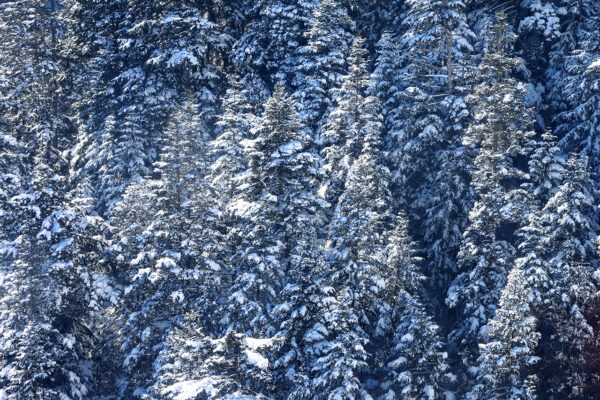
[401,333,414,343]
[245,348,269,369]
[52,237,73,254]
[171,291,184,303]
[157,257,177,269]
[424,385,435,400]
[228,199,256,217]
[275,140,303,157]
[588,58,600,74]
[163,379,218,400]
[245,337,272,351]
[62,334,76,349]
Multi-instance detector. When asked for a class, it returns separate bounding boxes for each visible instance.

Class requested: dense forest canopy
[1,0,600,399]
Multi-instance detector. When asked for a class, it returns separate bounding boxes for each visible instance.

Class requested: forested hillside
[1,0,600,399]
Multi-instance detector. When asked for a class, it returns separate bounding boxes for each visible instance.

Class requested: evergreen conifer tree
[446,12,536,387]
[223,86,324,339]
[153,310,274,399]
[107,100,222,398]
[292,0,355,132]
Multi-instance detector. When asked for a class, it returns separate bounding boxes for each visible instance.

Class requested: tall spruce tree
[107,100,222,398]
[317,97,392,400]
[69,0,229,214]
[536,155,599,399]
[292,0,354,132]
[379,221,452,400]
[321,36,373,206]
[546,0,600,160]
[384,0,476,302]
[390,0,474,191]
[467,265,540,400]
[211,76,263,207]
[446,12,536,387]
[0,1,112,398]
[222,86,324,340]
[231,0,316,87]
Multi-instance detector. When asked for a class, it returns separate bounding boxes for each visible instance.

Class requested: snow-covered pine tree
[320,36,372,206]
[379,220,451,400]
[271,248,327,399]
[307,297,371,400]
[369,32,404,141]
[269,162,327,397]
[153,310,274,399]
[466,202,555,399]
[384,0,475,302]
[223,86,323,340]
[0,2,112,397]
[536,154,600,399]
[467,265,540,400]
[292,0,354,132]
[69,0,229,214]
[390,0,474,192]
[446,12,536,388]
[545,0,600,155]
[349,0,404,51]
[230,0,316,88]
[211,76,263,207]
[319,91,449,399]
[223,86,329,400]
[0,143,112,399]
[552,21,600,177]
[314,95,390,400]
[527,131,567,207]
[107,100,222,398]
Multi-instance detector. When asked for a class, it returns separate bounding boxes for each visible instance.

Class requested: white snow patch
[401,333,414,342]
[205,259,221,271]
[52,238,73,254]
[277,140,302,156]
[167,50,199,67]
[245,337,271,350]
[228,199,256,216]
[163,379,217,400]
[157,257,176,269]
[245,349,269,369]
[588,58,600,74]
[62,334,76,349]
[171,291,184,303]
[424,385,435,400]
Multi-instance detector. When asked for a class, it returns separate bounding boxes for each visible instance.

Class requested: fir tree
[0,2,111,397]
[467,266,540,400]
[211,76,262,206]
[390,0,474,192]
[380,222,451,400]
[527,131,566,206]
[153,310,274,399]
[292,0,355,131]
[537,155,599,399]
[320,36,372,204]
[107,101,222,398]
[223,86,324,338]
[69,0,229,214]
[446,12,536,387]
[230,0,316,87]
[385,0,475,302]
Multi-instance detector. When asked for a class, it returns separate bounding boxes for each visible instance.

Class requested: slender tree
[446,12,536,388]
